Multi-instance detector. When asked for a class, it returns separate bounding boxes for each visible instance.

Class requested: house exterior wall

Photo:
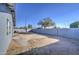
[0,4,14,54]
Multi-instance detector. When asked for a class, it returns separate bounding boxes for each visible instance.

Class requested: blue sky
[15,3,79,28]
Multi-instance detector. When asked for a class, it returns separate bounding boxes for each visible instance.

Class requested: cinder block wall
[32,28,79,40]
[0,4,13,54]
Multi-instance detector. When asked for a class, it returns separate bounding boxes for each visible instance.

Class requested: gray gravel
[19,36,79,55]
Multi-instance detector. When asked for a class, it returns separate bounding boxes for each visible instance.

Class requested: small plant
[27,24,32,29]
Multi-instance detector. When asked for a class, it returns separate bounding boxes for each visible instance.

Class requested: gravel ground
[19,35,79,55]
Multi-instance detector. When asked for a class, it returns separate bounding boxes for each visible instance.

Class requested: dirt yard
[6,32,79,55]
[6,32,59,55]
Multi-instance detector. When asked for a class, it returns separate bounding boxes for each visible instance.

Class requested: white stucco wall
[32,28,79,40]
[14,28,32,33]
[14,28,26,33]
[0,11,13,54]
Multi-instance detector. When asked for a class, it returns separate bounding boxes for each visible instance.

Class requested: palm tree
[38,17,55,28]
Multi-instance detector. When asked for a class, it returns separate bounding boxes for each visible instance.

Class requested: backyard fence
[32,28,79,40]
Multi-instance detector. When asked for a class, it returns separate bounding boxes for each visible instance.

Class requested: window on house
[7,19,11,35]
